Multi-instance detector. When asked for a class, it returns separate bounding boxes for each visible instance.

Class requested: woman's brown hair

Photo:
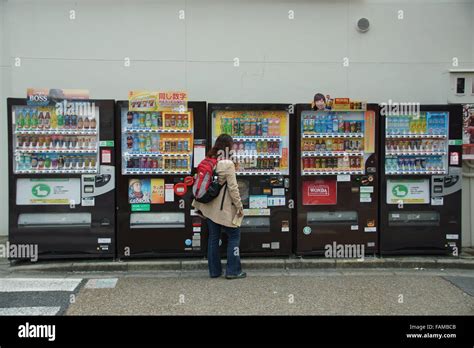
[207,134,234,159]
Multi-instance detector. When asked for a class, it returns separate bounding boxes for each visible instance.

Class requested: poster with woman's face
[128,179,151,204]
[463,104,474,159]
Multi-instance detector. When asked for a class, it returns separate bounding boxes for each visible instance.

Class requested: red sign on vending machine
[303,179,337,205]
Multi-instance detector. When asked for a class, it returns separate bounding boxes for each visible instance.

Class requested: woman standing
[192,134,246,279]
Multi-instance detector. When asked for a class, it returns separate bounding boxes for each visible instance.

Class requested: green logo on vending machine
[392,185,408,198]
[32,184,51,198]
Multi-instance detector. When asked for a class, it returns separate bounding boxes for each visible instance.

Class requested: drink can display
[126,135,133,149]
[350,122,356,133]
[44,156,51,169]
[31,155,38,169]
[38,156,45,169]
[344,121,350,133]
[71,114,77,129]
[321,158,326,169]
[24,154,31,169]
[57,155,63,168]
[145,113,152,128]
[415,158,421,170]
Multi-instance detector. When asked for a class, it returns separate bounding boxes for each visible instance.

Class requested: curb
[3,257,474,273]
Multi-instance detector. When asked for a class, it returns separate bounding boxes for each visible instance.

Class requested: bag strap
[220,182,228,210]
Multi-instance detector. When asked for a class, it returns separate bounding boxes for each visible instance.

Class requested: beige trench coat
[192,159,243,228]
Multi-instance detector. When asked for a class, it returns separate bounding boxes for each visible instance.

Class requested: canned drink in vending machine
[303,158,310,169]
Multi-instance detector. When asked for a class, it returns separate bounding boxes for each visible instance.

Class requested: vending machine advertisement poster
[463,104,474,159]
[151,179,165,204]
[302,179,337,205]
[128,179,151,204]
[16,178,81,205]
[386,179,430,204]
[26,88,90,106]
[128,91,187,112]
[364,110,376,153]
[249,195,268,209]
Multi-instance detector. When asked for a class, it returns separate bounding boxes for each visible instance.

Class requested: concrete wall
[1,0,473,242]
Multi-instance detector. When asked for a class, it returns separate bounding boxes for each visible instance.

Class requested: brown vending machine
[116,96,207,258]
[8,94,116,260]
[208,103,294,256]
[295,99,379,256]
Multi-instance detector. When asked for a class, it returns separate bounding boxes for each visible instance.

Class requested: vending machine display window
[300,110,373,175]
[211,110,290,176]
[120,109,194,175]
[384,112,449,175]
[12,104,100,174]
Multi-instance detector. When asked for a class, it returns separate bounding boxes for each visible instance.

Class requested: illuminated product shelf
[123,153,191,158]
[15,169,97,174]
[302,170,364,176]
[386,134,447,139]
[232,136,282,142]
[385,151,447,156]
[302,133,364,139]
[15,129,97,135]
[123,169,190,175]
[385,170,447,175]
[234,154,281,159]
[302,151,363,157]
[124,128,192,134]
[236,170,282,176]
[16,148,97,154]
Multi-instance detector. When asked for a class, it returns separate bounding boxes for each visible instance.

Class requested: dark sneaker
[225,272,247,279]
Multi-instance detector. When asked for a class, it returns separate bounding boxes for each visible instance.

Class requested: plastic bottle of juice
[183,114,188,128]
[31,110,38,129]
[17,110,25,129]
[24,110,31,129]
[145,113,152,128]
[152,113,158,129]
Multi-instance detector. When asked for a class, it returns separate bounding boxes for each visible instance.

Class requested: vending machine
[380,104,463,255]
[7,97,116,260]
[294,100,379,256]
[115,100,207,258]
[208,104,294,256]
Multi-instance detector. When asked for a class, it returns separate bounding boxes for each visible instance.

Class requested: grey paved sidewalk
[65,272,474,315]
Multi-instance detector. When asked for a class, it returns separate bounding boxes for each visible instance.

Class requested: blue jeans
[206,218,242,277]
